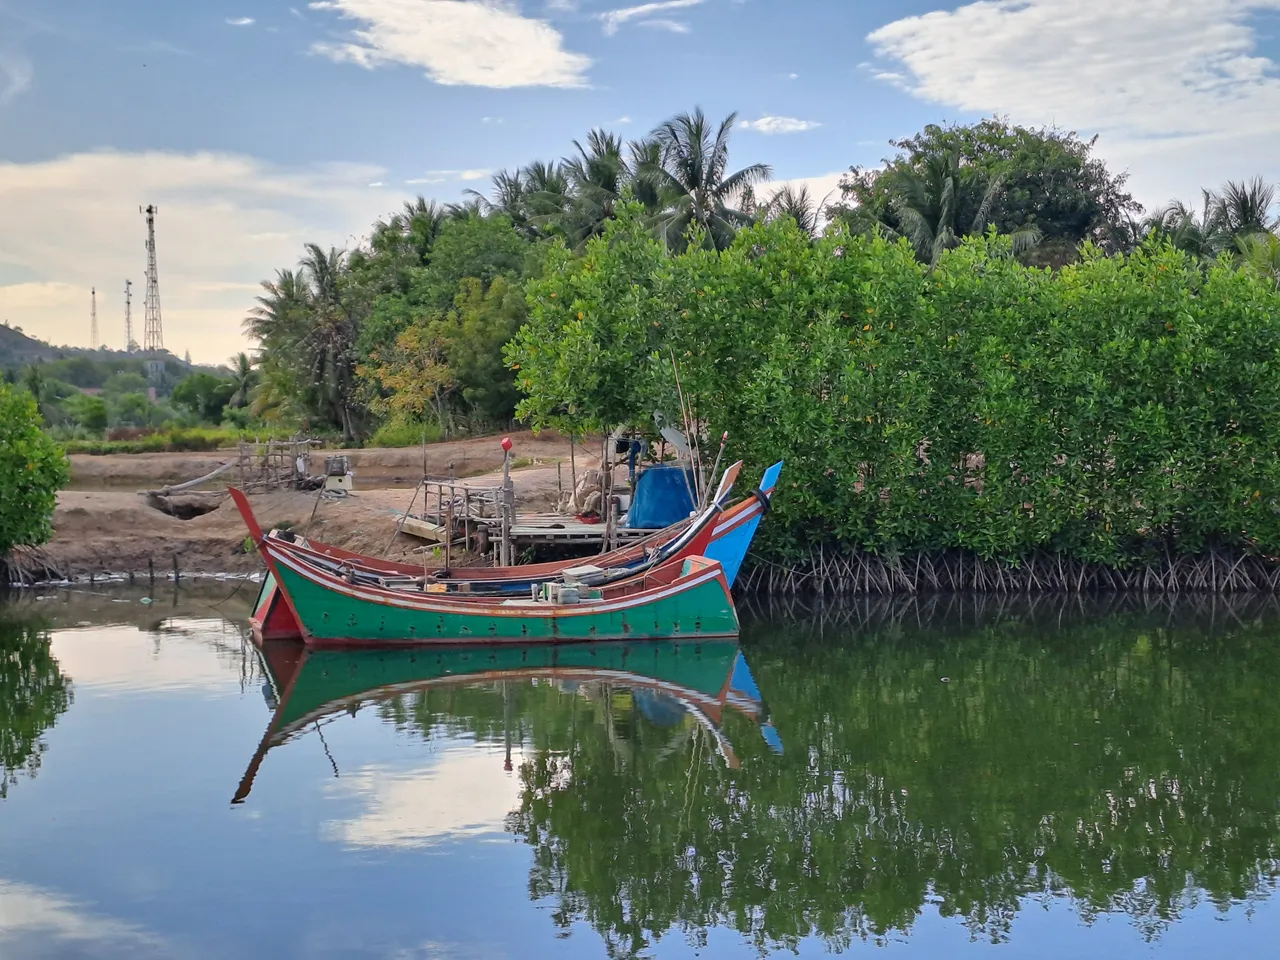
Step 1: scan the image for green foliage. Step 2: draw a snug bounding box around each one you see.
[362,603,1280,951]
[0,615,72,799]
[368,418,446,448]
[172,372,236,423]
[102,372,150,396]
[417,214,534,313]
[0,383,69,555]
[831,118,1141,264]
[449,276,526,424]
[60,426,261,455]
[511,209,1280,566]
[61,393,108,432]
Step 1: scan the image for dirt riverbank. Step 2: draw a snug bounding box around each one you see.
[33,432,601,580]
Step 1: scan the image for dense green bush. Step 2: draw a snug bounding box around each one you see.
[60,426,295,455]
[369,418,447,448]
[0,383,69,556]
[510,207,1280,565]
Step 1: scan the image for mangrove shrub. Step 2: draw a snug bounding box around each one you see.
[0,382,69,558]
[509,206,1280,566]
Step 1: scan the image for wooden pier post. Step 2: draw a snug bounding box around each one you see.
[463,489,472,553]
[500,436,514,566]
[444,498,454,570]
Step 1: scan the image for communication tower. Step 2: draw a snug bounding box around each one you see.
[124,279,134,352]
[90,287,98,349]
[141,204,164,351]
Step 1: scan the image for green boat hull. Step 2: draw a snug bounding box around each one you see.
[268,640,742,734]
[269,549,740,646]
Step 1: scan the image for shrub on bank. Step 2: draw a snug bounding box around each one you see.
[0,382,69,556]
[511,207,1280,567]
[369,418,447,448]
[62,426,308,455]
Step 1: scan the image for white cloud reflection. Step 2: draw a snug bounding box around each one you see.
[323,745,524,849]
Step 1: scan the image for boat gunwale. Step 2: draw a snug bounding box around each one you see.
[266,539,734,621]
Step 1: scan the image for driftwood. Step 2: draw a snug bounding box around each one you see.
[139,459,236,497]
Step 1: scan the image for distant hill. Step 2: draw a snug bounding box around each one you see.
[0,324,226,378]
[0,323,55,366]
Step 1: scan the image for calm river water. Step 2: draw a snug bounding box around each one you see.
[2,585,1278,958]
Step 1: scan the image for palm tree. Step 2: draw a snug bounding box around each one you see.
[645,108,772,251]
[762,185,822,238]
[521,160,572,239]
[393,197,446,263]
[560,129,628,250]
[471,169,531,233]
[297,244,362,442]
[890,151,1039,266]
[1237,231,1280,289]
[1209,177,1278,241]
[626,138,666,218]
[226,352,258,409]
[1139,195,1216,258]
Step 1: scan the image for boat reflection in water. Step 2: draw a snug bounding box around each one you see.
[234,639,781,803]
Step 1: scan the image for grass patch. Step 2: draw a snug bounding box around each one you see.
[369,419,447,448]
[63,427,302,455]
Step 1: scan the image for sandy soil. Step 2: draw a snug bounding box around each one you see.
[39,431,605,579]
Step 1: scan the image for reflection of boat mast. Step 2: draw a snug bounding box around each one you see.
[316,721,339,778]
[503,681,513,772]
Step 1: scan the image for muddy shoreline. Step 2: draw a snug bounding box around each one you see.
[20,431,593,581]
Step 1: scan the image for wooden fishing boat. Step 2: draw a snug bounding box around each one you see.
[258,531,738,645]
[234,637,782,803]
[238,474,746,645]
[241,461,783,643]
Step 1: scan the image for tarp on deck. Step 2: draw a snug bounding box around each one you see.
[623,464,697,530]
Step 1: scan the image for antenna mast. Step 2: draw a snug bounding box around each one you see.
[90,287,98,349]
[141,204,164,352]
[124,279,134,352]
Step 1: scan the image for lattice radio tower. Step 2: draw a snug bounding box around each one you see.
[90,287,98,349]
[141,204,164,352]
[124,279,134,352]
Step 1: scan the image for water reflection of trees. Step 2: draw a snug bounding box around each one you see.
[0,615,72,799]
[378,598,1280,956]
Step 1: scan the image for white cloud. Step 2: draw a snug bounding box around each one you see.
[600,0,704,35]
[0,51,33,104]
[545,0,578,10]
[309,0,591,88]
[48,623,245,693]
[0,880,171,958]
[324,747,523,848]
[615,115,633,124]
[0,150,402,362]
[740,115,821,134]
[226,16,256,26]
[413,168,492,183]
[760,171,845,207]
[639,18,689,32]
[787,72,798,80]
[868,0,1280,208]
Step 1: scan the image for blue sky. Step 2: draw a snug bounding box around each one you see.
[3,0,1280,361]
